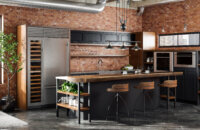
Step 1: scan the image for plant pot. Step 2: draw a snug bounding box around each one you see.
[1,96,15,112]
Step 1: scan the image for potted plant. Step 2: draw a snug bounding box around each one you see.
[0,32,22,112]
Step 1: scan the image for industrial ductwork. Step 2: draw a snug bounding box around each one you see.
[0,0,106,13]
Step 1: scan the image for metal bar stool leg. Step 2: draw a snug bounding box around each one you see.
[167,87,170,109]
[106,94,117,120]
[143,90,146,114]
[118,94,130,117]
[116,93,119,121]
[174,87,176,108]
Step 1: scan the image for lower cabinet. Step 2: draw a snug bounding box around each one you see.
[174,67,198,103]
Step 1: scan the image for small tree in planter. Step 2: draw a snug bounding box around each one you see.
[0,32,22,112]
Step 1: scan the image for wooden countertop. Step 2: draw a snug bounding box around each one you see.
[56,72,183,83]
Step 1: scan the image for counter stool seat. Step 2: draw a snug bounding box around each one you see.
[106,84,129,121]
[134,81,155,114]
[159,80,177,109]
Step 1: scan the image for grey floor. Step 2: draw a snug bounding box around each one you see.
[7,101,200,130]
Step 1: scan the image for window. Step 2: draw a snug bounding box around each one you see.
[159,33,200,47]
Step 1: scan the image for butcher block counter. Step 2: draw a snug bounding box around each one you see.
[56,72,183,83]
[56,72,183,124]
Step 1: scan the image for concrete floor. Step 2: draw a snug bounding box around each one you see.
[6,101,200,130]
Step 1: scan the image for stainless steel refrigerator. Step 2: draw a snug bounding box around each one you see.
[27,27,70,108]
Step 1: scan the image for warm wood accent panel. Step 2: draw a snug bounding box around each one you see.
[17,25,27,110]
[56,72,183,83]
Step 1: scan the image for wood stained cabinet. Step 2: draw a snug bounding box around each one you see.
[129,32,156,68]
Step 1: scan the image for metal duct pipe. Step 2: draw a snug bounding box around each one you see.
[0,0,106,13]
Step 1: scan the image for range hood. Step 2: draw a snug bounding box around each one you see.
[0,0,106,13]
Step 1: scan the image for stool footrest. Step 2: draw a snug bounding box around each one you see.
[160,95,176,100]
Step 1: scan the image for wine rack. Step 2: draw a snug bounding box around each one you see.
[30,40,42,103]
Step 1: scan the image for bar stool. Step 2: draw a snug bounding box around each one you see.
[159,80,177,109]
[134,81,155,113]
[106,83,129,121]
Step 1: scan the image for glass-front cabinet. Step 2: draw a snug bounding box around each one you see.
[159,33,200,47]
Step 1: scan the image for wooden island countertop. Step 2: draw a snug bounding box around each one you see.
[56,72,183,83]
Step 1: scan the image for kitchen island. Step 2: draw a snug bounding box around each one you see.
[56,72,183,124]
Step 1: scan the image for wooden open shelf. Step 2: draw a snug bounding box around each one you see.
[160,95,176,100]
[57,103,89,111]
[57,90,90,97]
[31,87,41,90]
[30,42,41,45]
[71,55,129,58]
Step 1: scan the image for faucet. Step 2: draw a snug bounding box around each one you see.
[97,58,103,73]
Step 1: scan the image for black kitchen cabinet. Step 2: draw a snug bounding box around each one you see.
[71,30,134,44]
[174,67,198,103]
[71,30,83,43]
[184,68,198,102]
[83,31,102,43]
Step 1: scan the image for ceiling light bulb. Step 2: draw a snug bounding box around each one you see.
[162,26,165,33]
[184,24,187,31]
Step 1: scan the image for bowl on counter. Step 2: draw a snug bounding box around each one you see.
[124,66,134,70]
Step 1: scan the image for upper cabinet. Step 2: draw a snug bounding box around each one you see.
[159,33,200,47]
[141,32,156,50]
[71,30,134,44]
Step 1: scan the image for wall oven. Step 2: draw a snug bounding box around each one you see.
[174,51,196,68]
[154,52,174,72]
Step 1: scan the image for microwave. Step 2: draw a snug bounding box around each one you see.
[174,52,196,68]
[154,52,174,72]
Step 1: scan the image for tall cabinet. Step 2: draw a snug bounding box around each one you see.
[17,25,70,110]
[129,32,155,69]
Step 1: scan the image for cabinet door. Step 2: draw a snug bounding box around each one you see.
[184,68,198,102]
[71,31,83,43]
[174,67,185,100]
[121,34,131,41]
[102,32,118,42]
[83,32,102,43]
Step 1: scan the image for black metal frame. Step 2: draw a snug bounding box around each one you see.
[56,78,91,124]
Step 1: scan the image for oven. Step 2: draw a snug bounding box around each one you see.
[154,52,174,72]
[174,51,196,68]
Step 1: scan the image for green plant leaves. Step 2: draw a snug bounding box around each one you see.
[61,81,82,94]
[0,32,22,75]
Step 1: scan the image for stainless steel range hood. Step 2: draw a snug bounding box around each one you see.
[0,0,106,13]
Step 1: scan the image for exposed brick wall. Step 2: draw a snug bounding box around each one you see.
[70,45,129,72]
[142,0,200,51]
[0,5,142,99]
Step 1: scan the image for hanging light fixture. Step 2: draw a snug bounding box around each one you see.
[116,0,130,32]
[131,42,141,51]
[183,1,187,32]
[106,42,113,49]
[120,42,128,50]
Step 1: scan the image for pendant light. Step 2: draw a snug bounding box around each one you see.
[106,42,113,49]
[120,42,128,50]
[131,42,141,51]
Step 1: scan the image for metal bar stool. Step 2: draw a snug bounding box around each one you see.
[134,81,155,113]
[106,83,129,121]
[159,80,177,109]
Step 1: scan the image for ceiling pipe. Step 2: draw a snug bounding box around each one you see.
[0,0,107,13]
